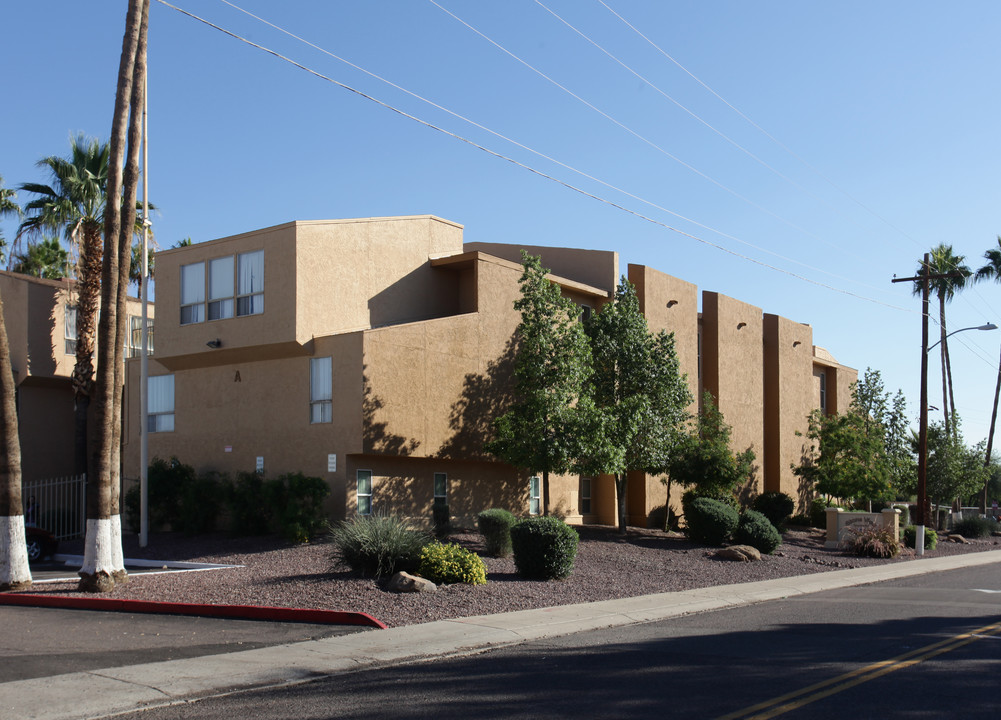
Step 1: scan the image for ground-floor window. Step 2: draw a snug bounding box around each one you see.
[357,469,372,515]
[148,375,175,432]
[580,476,592,515]
[434,472,447,508]
[529,475,541,515]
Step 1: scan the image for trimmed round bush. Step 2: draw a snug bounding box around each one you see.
[903,525,938,550]
[327,515,429,578]
[681,489,737,518]
[684,497,739,546]
[510,516,579,580]
[417,541,487,585]
[752,492,795,530]
[734,509,782,554]
[477,508,518,557]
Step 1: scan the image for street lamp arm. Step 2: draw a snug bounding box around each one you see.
[927,323,998,352]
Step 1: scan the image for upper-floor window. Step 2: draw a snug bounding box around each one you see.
[819,371,828,414]
[64,305,77,355]
[310,356,332,423]
[181,250,264,325]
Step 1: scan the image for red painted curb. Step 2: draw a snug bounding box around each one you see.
[0,593,387,629]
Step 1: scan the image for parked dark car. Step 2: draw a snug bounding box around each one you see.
[25,526,58,563]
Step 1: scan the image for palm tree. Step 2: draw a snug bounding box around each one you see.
[0,175,31,590]
[18,136,110,476]
[974,236,1001,511]
[12,236,69,279]
[0,174,21,264]
[912,244,972,436]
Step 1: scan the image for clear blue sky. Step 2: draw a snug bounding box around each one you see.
[3,1,1001,445]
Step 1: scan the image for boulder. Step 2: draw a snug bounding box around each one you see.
[715,545,761,562]
[386,571,437,593]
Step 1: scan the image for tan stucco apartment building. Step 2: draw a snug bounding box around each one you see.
[121,215,856,528]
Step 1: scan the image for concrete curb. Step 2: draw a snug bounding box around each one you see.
[0,593,387,629]
[3,549,1001,720]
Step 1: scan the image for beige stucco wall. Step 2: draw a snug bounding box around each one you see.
[763,314,815,507]
[701,291,764,502]
[464,241,618,296]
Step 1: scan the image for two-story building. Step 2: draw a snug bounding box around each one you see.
[121,215,856,528]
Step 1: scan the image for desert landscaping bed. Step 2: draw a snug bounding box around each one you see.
[17,526,1000,628]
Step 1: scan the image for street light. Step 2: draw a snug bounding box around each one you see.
[927,323,998,352]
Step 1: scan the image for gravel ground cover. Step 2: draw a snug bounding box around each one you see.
[21,526,1000,628]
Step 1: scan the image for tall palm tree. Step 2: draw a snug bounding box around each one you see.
[12,236,69,279]
[18,136,110,476]
[974,236,1001,511]
[912,244,972,436]
[0,175,31,590]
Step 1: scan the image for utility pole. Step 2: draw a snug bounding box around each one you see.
[892,256,964,538]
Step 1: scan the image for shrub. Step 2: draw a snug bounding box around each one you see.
[809,498,833,529]
[417,541,487,585]
[684,497,739,546]
[952,515,998,539]
[477,508,518,557]
[510,516,579,580]
[433,503,451,539]
[681,488,737,518]
[124,458,225,535]
[175,470,225,535]
[752,492,795,530]
[228,471,272,536]
[787,514,813,527]
[265,472,329,543]
[734,510,782,554]
[841,523,900,558]
[328,514,429,578]
[647,505,680,532]
[903,525,938,550]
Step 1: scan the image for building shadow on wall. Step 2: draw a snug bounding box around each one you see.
[362,370,420,456]
[737,453,759,507]
[436,335,517,462]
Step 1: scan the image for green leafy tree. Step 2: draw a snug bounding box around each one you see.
[794,368,911,506]
[921,419,987,512]
[667,391,754,501]
[487,252,593,515]
[580,278,691,533]
[912,245,972,436]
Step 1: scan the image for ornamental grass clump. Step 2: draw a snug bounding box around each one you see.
[477,508,518,557]
[417,541,487,585]
[510,516,579,580]
[684,497,739,546]
[841,523,900,559]
[952,515,998,539]
[327,514,429,578]
[733,509,782,554]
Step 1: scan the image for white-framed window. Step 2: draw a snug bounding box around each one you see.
[819,371,828,414]
[357,469,372,515]
[237,250,264,317]
[529,475,541,515]
[180,262,205,325]
[180,251,264,325]
[208,255,234,320]
[434,472,447,508]
[127,315,153,358]
[580,476,592,515]
[148,374,174,432]
[64,305,77,355]
[310,356,332,423]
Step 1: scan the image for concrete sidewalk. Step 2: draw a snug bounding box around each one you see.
[3,549,1001,720]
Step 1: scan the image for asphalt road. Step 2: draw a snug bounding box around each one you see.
[0,605,369,684]
[101,563,1001,720]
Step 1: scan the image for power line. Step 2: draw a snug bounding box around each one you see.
[156,0,915,312]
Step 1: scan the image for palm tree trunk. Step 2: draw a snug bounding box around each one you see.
[79,0,144,593]
[981,344,1001,513]
[939,296,950,437]
[0,286,31,591]
[71,221,103,477]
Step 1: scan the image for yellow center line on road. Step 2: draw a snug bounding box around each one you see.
[715,619,1001,720]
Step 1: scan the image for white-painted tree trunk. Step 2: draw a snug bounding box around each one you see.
[79,517,115,581]
[110,514,127,582]
[0,516,32,590]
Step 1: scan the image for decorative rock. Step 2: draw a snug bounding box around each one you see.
[715,545,761,562]
[386,571,437,593]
